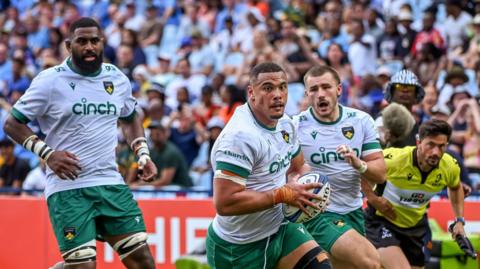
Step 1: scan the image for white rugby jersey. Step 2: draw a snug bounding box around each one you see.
[293,106,381,214]
[12,58,136,198]
[211,104,300,244]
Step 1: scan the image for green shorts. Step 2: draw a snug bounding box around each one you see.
[47,184,146,252]
[206,222,316,269]
[303,208,365,252]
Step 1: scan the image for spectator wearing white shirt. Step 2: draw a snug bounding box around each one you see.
[165,58,207,110]
[22,160,46,196]
[123,1,146,32]
[348,19,377,78]
[443,0,472,53]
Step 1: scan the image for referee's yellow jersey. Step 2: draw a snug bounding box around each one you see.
[375,146,460,228]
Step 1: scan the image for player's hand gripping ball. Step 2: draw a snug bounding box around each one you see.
[283,172,331,223]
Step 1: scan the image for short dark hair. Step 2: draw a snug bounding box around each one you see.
[418,119,452,140]
[69,17,101,36]
[303,65,341,85]
[249,62,285,84]
[0,138,14,148]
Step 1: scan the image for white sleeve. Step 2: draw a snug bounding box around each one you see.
[362,115,382,157]
[119,79,137,119]
[12,71,51,123]
[212,131,256,178]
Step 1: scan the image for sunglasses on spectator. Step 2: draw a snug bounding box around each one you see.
[393,84,416,91]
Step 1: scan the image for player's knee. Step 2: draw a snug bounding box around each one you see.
[113,232,148,260]
[294,247,332,269]
[357,253,381,269]
[62,239,96,266]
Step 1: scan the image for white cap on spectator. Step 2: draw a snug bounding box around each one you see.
[248,7,265,22]
[157,51,171,61]
[398,10,413,21]
[133,65,151,80]
[376,66,391,77]
[449,85,472,101]
[207,117,225,130]
[431,104,451,115]
[473,14,480,25]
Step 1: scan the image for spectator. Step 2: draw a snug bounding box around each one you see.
[446,86,474,154]
[138,4,163,67]
[0,43,13,83]
[409,42,443,86]
[0,138,30,194]
[317,16,349,59]
[123,1,145,32]
[22,159,46,195]
[178,2,211,40]
[437,65,473,110]
[190,116,225,190]
[377,18,402,63]
[193,85,221,127]
[143,120,193,188]
[218,84,245,124]
[151,52,175,87]
[275,19,322,77]
[121,28,147,66]
[24,15,50,56]
[396,9,417,58]
[443,0,472,53]
[167,107,204,168]
[348,19,377,78]
[115,44,136,80]
[165,58,207,110]
[188,31,215,76]
[411,10,444,58]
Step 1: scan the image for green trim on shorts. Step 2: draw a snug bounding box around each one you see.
[216,161,250,178]
[303,208,365,252]
[47,184,146,252]
[206,222,316,269]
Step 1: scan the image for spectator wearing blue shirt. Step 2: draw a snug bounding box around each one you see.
[24,15,50,55]
[0,43,12,83]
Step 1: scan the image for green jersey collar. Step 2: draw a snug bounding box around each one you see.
[247,103,276,131]
[309,105,343,125]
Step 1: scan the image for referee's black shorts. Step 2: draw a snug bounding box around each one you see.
[364,206,426,267]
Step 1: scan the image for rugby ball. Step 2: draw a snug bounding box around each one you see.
[282,172,330,223]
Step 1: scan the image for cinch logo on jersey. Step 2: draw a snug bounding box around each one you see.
[399,192,427,204]
[309,147,360,164]
[72,98,117,115]
[222,150,249,161]
[269,152,293,173]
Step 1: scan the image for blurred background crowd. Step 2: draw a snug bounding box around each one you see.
[0,0,479,196]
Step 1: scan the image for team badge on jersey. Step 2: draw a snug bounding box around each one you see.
[341,126,354,140]
[281,130,290,143]
[103,81,114,95]
[64,227,76,240]
[333,219,345,227]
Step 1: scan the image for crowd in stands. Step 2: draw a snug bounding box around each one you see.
[0,0,479,196]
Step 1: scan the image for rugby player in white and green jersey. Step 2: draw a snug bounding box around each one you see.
[4,18,156,268]
[206,62,331,269]
[294,65,386,269]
